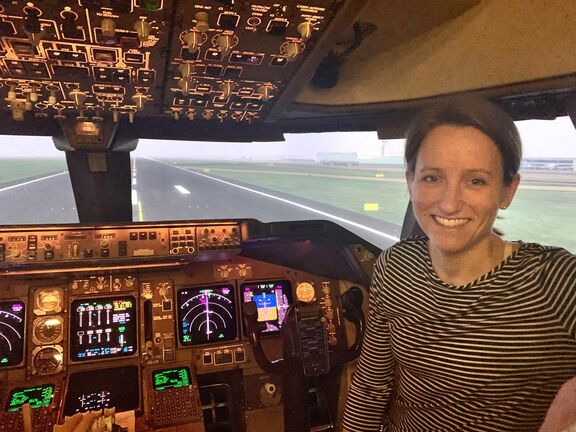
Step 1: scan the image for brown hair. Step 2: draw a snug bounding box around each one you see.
[405,96,522,185]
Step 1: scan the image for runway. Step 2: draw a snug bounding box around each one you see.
[0,158,401,249]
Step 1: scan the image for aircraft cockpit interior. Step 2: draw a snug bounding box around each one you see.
[1,0,576,431]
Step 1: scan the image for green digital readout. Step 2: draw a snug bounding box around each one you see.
[7,384,55,412]
[153,367,191,391]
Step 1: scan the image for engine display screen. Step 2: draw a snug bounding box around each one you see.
[241,281,291,333]
[70,296,137,361]
[0,301,25,367]
[63,366,139,416]
[7,385,55,412]
[177,285,237,346]
[153,367,191,391]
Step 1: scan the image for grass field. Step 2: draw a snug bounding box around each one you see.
[0,159,67,184]
[177,161,576,253]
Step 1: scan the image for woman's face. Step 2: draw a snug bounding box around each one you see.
[406,125,520,257]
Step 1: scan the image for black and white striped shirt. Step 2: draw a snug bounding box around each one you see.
[343,238,576,432]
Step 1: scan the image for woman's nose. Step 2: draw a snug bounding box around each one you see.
[438,182,463,214]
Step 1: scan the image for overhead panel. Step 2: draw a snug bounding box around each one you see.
[0,0,364,128]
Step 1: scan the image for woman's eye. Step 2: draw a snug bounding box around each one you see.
[470,178,487,186]
[423,175,438,183]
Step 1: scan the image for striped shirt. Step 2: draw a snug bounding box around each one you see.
[343,238,576,432]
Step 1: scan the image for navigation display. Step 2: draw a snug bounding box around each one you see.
[153,367,191,391]
[177,285,237,346]
[7,385,54,412]
[0,300,25,367]
[241,281,292,333]
[70,296,137,361]
[63,366,139,416]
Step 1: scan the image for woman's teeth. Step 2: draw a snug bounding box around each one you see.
[434,216,469,227]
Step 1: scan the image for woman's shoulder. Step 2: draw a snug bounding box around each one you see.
[514,242,576,275]
[375,236,428,266]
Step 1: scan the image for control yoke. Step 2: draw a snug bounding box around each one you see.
[243,287,365,432]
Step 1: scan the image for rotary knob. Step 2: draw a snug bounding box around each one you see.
[257,84,273,102]
[134,18,152,42]
[220,81,234,99]
[297,21,313,40]
[101,17,116,38]
[183,30,202,54]
[216,34,234,56]
[132,94,149,110]
[69,89,87,108]
[178,63,196,79]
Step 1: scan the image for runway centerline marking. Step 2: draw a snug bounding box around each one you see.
[143,157,399,242]
[0,172,68,193]
[174,185,191,194]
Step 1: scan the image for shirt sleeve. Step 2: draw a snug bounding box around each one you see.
[342,248,396,432]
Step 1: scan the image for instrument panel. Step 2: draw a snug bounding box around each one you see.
[0,220,368,431]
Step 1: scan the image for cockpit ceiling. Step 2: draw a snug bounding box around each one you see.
[0,0,575,139]
[295,0,576,108]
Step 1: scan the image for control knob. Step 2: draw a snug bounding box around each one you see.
[132,93,149,110]
[101,17,116,37]
[216,34,234,56]
[297,21,313,40]
[183,30,202,54]
[134,18,152,42]
[194,12,210,33]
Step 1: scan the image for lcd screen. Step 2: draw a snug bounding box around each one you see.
[7,384,55,412]
[177,285,237,346]
[63,365,139,415]
[241,280,291,334]
[153,367,191,391]
[70,296,137,361]
[0,300,25,367]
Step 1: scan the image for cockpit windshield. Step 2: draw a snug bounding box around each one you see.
[1,119,575,252]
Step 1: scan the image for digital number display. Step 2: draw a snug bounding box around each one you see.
[63,365,139,416]
[7,385,54,412]
[153,367,191,391]
[70,296,137,361]
[177,285,237,346]
[0,301,25,367]
[241,281,292,334]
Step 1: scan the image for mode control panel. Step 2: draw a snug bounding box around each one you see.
[0,221,242,268]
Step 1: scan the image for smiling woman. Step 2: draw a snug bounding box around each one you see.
[343,97,576,432]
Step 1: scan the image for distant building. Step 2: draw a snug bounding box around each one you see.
[521,158,576,171]
[316,152,358,165]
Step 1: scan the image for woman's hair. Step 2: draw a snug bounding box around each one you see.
[405,96,523,185]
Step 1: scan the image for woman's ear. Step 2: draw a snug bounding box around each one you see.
[405,170,414,199]
[500,173,521,209]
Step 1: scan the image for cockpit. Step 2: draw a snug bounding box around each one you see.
[1,0,575,431]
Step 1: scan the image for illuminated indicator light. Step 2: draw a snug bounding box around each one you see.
[363,203,379,211]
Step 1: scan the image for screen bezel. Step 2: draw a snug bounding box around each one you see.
[177,284,238,347]
[0,299,26,369]
[69,295,138,363]
[240,280,292,335]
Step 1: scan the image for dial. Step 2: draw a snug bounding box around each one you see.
[34,289,63,314]
[177,285,236,345]
[32,346,63,375]
[33,316,64,345]
[296,282,315,303]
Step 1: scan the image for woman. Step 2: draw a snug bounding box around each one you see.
[342,97,576,432]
